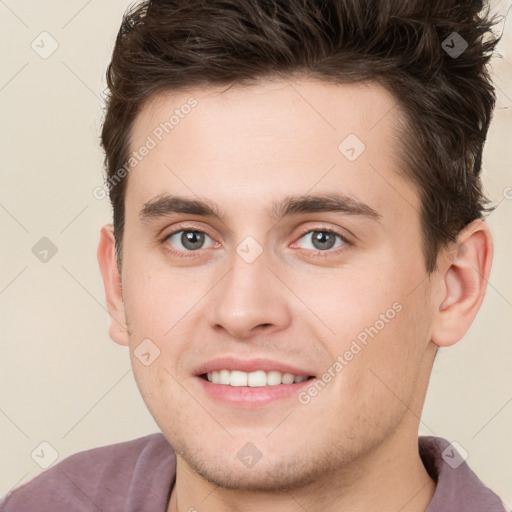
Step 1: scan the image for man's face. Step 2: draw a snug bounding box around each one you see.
[118,79,438,489]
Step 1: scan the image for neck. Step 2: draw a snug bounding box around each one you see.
[167,426,436,512]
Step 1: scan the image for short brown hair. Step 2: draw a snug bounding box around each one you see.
[100,0,500,272]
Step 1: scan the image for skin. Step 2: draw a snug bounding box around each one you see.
[97,78,493,512]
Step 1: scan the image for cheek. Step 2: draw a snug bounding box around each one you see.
[122,265,203,394]
[293,260,405,344]
[122,263,193,339]
[336,292,432,421]
[305,256,431,396]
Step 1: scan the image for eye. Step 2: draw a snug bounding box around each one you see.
[295,229,348,253]
[161,226,350,258]
[164,229,215,252]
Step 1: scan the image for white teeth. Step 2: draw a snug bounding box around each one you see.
[229,370,248,386]
[281,373,295,384]
[247,370,267,387]
[219,369,230,385]
[267,371,282,386]
[205,369,310,386]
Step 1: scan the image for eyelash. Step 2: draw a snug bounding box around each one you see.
[161,225,351,259]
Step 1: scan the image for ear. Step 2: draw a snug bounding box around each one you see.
[431,219,493,347]
[97,224,129,346]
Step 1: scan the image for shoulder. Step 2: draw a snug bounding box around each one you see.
[419,436,508,512]
[1,433,176,511]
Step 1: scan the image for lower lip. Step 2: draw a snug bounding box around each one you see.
[194,376,315,408]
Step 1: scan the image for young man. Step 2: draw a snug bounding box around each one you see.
[1,0,508,510]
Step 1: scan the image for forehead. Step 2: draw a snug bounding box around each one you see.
[131,78,398,154]
[125,78,418,223]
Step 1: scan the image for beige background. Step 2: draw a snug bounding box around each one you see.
[1,0,511,504]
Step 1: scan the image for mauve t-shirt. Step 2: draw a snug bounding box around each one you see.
[0,434,507,511]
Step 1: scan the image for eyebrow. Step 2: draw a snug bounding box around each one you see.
[139,192,382,224]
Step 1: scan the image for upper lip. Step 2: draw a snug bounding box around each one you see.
[195,357,315,377]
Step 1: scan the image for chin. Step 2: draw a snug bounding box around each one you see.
[178,443,347,493]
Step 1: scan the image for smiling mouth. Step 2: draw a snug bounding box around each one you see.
[200,370,315,387]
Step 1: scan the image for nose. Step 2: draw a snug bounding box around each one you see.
[207,248,293,340]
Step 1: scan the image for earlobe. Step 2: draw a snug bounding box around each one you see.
[97,224,130,346]
[431,220,493,347]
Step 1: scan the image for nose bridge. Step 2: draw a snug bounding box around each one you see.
[208,243,292,338]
